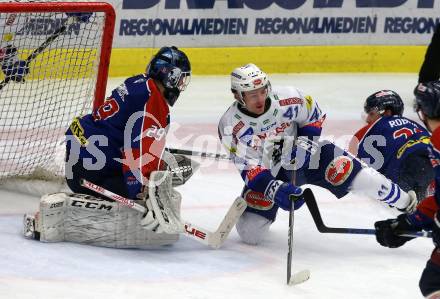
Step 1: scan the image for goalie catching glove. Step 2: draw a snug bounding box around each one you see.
[162,150,200,186]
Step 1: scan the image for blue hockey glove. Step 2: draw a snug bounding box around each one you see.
[265,180,304,211]
[2,59,29,82]
[434,212,440,248]
[65,12,93,23]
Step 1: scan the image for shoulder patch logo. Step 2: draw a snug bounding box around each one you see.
[325,156,353,186]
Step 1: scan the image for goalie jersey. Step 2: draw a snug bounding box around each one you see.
[218,86,325,194]
[66,74,169,198]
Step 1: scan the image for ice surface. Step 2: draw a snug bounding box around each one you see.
[0,74,433,299]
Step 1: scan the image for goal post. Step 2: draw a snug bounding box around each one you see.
[0,1,115,185]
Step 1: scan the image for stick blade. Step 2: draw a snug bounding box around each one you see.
[209,196,247,249]
[288,269,311,285]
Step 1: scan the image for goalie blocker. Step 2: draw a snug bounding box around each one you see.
[23,171,182,248]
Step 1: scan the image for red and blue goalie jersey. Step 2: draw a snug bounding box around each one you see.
[66,74,169,198]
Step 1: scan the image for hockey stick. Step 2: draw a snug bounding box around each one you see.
[166,136,317,162]
[303,188,432,238]
[166,147,232,161]
[166,135,318,162]
[287,171,310,285]
[80,179,247,249]
[0,15,78,91]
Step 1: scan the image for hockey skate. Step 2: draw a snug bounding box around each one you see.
[23,213,39,240]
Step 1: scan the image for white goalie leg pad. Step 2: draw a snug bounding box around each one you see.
[38,193,67,242]
[350,167,416,212]
[37,193,178,248]
[146,171,184,234]
[236,212,272,245]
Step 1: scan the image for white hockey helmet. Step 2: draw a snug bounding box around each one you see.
[231,63,270,105]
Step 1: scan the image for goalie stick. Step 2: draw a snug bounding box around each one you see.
[80,179,247,249]
[303,188,432,238]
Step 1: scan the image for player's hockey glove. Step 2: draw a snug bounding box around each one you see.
[2,59,29,82]
[0,45,17,64]
[265,180,304,211]
[374,214,420,248]
[433,212,440,248]
[65,12,93,23]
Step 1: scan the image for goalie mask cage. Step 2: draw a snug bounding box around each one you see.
[0,2,115,181]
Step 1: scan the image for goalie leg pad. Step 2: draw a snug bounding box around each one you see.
[236,211,272,245]
[38,193,67,242]
[34,193,178,248]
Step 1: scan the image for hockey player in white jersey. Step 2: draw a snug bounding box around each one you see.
[218,63,417,245]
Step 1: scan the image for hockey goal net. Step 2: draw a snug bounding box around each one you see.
[0,1,115,188]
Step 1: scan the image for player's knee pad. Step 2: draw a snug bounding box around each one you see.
[236,211,272,245]
[35,192,179,248]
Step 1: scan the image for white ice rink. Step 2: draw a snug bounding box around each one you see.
[0,73,435,299]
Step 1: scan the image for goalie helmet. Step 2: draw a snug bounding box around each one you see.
[414,81,440,119]
[364,90,404,116]
[231,63,270,105]
[147,46,191,106]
